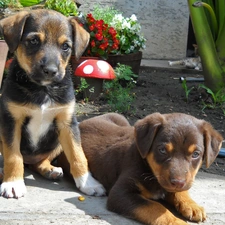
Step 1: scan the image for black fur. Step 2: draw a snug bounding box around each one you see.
[0,59,76,154]
[1,59,75,105]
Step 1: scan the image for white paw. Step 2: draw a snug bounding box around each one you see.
[45,167,63,180]
[74,172,106,196]
[0,180,27,198]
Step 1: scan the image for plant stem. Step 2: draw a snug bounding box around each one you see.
[188,0,225,92]
[192,1,218,38]
[215,0,225,38]
[215,0,225,61]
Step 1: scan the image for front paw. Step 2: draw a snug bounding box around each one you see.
[44,167,63,180]
[0,180,27,198]
[176,200,206,222]
[74,172,106,196]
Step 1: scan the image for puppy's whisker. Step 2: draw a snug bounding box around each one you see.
[146,176,157,181]
[141,173,157,181]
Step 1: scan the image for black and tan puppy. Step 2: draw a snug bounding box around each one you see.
[0,9,105,198]
[59,112,223,225]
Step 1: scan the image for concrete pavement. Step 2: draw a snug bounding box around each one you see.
[0,154,225,225]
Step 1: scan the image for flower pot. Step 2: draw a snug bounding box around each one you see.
[106,51,142,75]
[0,40,9,88]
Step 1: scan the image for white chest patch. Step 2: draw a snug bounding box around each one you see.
[27,102,55,146]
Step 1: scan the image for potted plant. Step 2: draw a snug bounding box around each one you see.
[77,5,146,74]
[70,11,120,73]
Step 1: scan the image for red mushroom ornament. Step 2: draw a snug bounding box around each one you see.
[74,60,115,100]
[75,59,115,80]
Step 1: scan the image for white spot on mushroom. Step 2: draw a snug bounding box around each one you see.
[97,61,110,73]
[83,65,94,74]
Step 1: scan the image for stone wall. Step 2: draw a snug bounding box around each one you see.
[79,0,190,60]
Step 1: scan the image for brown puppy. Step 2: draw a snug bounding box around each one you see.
[59,112,223,225]
[0,9,105,198]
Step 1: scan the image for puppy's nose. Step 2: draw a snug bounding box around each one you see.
[170,178,185,189]
[42,64,58,77]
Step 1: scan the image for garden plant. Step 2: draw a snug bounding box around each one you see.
[103,63,137,113]
[80,5,146,58]
[188,0,225,92]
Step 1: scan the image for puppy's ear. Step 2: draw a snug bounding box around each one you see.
[134,113,164,158]
[203,122,223,168]
[69,18,90,61]
[0,11,30,52]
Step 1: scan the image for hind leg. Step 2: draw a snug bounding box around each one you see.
[101,113,130,127]
[29,145,63,180]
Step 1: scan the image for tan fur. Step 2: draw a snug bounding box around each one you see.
[16,45,33,74]
[165,142,174,153]
[165,191,206,222]
[1,119,24,182]
[188,144,197,154]
[59,135,88,178]
[134,203,187,225]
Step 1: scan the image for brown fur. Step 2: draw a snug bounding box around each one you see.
[0,9,96,198]
[58,112,223,225]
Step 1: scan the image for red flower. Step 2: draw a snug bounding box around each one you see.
[102,24,108,31]
[82,13,120,59]
[103,37,108,42]
[102,39,109,48]
[113,38,120,45]
[108,27,117,36]
[87,13,95,23]
[87,13,95,21]
[95,20,104,30]
[89,24,95,31]
[111,43,119,50]
[87,13,93,18]
[91,40,96,47]
[95,32,103,41]
[99,44,106,50]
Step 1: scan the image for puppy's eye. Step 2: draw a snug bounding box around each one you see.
[62,43,70,51]
[159,148,167,155]
[30,37,39,45]
[192,151,200,159]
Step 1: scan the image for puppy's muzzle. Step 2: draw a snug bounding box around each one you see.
[32,57,64,85]
[170,178,186,189]
[41,62,59,78]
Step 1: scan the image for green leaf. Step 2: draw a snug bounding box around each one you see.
[199,84,216,102]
